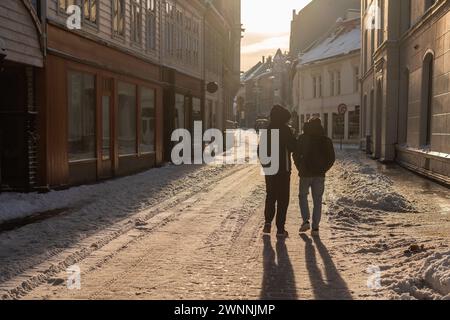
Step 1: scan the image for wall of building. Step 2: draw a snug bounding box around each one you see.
[296,53,361,142]
[361,0,449,185]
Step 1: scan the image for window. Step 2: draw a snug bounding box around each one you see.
[146,0,157,50]
[113,0,125,36]
[349,106,360,140]
[68,71,96,161]
[330,72,335,96]
[318,76,322,97]
[332,113,345,140]
[175,94,185,129]
[140,87,156,153]
[192,98,202,123]
[336,71,341,95]
[131,0,143,44]
[83,0,97,24]
[420,53,434,146]
[59,0,77,11]
[59,0,98,25]
[118,82,137,155]
[354,67,360,93]
[312,75,322,98]
[313,76,317,98]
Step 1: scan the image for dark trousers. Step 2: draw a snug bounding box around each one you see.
[264,173,291,232]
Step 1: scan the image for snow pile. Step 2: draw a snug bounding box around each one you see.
[422,251,450,297]
[389,251,450,300]
[328,154,416,221]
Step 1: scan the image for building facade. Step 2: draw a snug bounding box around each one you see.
[240,49,291,128]
[361,0,450,185]
[0,0,241,191]
[0,0,44,190]
[289,0,361,59]
[293,15,361,143]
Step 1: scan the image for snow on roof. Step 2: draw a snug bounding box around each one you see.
[241,62,262,82]
[299,18,361,65]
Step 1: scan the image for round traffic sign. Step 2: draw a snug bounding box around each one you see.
[338,104,348,115]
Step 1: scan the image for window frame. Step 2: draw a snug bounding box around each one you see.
[112,0,126,38]
[139,85,157,155]
[58,0,100,29]
[67,69,98,163]
[130,0,143,45]
[145,0,158,51]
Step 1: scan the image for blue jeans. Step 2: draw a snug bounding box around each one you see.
[299,177,325,230]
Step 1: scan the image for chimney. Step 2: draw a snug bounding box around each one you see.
[292,9,296,19]
[262,56,265,63]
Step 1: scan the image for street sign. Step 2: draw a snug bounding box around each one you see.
[338,103,348,115]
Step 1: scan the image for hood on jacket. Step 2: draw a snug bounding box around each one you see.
[305,118,325,136]
[269,105,291,128]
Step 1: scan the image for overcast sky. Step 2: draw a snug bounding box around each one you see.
[241,0,312,72]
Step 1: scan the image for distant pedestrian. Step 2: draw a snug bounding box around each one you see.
[294,118,335,236]
[260,105,296,238]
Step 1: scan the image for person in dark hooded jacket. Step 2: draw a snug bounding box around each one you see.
[259,105,296,238]
[294,118,335,236]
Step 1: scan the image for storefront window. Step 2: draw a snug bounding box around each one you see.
[118,82,137,155]
[68,71,96,162]
[140,87,156,153]
[192,97,202,123]
[175,94,185,129]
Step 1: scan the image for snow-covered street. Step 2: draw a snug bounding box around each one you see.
[0,148,449,300]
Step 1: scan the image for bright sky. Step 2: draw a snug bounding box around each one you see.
[241,0,312,72]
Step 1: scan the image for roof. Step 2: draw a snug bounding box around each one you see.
[241,49,289,82]
[299,18,361,65]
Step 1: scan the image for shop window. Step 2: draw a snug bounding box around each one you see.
[175,94,185,129]
[349,106,360,140]
[118,82,137,155]
[332,113,345,140]
[192,97,202,123]
[68,71,96,161]
[140,87,156,153]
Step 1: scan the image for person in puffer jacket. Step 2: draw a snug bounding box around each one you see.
[294,118,335,236]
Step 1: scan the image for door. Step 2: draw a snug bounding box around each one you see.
[98,78,114,179]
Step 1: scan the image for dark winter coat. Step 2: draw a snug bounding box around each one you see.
[258,105,296,175]
[294,120,335,178]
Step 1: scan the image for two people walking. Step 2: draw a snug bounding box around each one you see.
[260,105,335,238]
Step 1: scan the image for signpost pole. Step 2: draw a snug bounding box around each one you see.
[337,104,348,152]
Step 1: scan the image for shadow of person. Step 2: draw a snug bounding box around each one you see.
[300,234,353,300]
[260,236,298,300]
